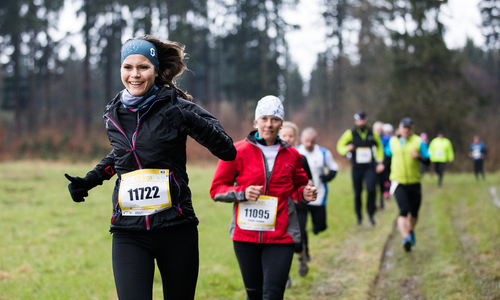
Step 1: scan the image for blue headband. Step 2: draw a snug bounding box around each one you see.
[121,40,160,71]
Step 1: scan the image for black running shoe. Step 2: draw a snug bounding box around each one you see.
[403,238,412,252]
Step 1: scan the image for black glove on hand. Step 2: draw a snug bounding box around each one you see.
[319,170,337,183]
[319,174,327,183]
[65,173,92,202]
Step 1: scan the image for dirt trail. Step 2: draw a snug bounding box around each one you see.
[368,218,426,300]
[367,185,500,300]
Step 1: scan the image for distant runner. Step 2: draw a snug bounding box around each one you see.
[469,135,487,181]
[296,127,338,262]
[280,122,313,280]
[384,118,430,252]
[429,132,454,187]
[337,110,384,225]
[378,123,394,208]
[419,132,430,176]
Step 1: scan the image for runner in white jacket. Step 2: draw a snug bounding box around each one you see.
[296,127,338,260]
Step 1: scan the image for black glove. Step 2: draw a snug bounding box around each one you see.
[65,173,92,202]
[319,170,337,183]
[319,174,327,183]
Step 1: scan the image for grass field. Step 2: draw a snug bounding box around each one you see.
[0,161,499,300]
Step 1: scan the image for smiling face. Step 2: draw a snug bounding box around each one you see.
[121,54,157,96]
[255,116,283,146]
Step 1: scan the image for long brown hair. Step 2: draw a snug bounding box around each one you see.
[123,35,192,100]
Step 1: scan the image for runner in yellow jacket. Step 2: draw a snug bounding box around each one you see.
[428,132,454,187]
[384,118,430,252]
[337,110,384,226]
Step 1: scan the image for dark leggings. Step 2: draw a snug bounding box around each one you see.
[474,159,485,180]
[294,202,308,254]
[394,183,422,217]
[294,203,327,255]
[376,169,390,208]
[233,241,294,300]
[434,162,446,186]
[112,223,199,300]
[352,167,377,219]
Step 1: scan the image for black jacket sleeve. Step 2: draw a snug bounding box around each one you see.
[86,151,116,188]
[319,170,337,183]
[419,156,430,166]
[176,99,237,161]
[301,155,313,180]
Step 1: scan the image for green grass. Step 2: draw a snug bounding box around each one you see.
[370,173,500,300]
[0,162,499,299]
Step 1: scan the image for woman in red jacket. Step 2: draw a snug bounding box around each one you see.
[210,95,317,300]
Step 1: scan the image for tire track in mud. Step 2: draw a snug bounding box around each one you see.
[369,185,500,300]
[368,219,396,299]
[449,186,500,299]
[490,186,500,208]
[368,219,425,300]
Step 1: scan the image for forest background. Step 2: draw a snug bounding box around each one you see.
[0,0,499,171]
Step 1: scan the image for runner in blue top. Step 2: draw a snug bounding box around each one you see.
[469,135,487,181]
[381,124,394,203]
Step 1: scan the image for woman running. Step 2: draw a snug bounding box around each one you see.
[210,96,317,299]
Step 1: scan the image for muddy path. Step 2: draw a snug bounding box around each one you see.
[367,184,500,300]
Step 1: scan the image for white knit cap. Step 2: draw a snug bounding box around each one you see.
[255,95,284,121]
[382,123,393,133]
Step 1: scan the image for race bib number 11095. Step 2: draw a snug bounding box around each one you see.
[237,195,278,231]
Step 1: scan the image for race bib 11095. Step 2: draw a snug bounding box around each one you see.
[237,195,278,231]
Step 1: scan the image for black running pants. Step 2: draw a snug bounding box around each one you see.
[474,159,485,180]
[233,241,294,300]
[434,162,446,186]
[352,167,377,220]
[112,223,199,300]
[394,183,422,217]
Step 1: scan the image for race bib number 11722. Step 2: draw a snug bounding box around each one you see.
[118,169,172,216]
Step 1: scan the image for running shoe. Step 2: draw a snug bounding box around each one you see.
[298,255,309,277]
[402,237,412,252]
[369,216,376,226]
[305,252,311,262]
[409,231,416,246]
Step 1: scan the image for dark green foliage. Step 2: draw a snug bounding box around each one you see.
[381,1,476,151]
[0,0,498,167]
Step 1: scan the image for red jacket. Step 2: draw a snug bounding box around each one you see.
[210,131,308,244]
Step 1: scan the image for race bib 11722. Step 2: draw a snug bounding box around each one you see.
[118,169,172,216]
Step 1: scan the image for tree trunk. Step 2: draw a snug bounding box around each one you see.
[83,1,92,135]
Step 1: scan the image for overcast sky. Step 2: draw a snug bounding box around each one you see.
[54,0,485,81]
[283,0,485,80]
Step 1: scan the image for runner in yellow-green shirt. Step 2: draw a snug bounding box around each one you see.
[384,118,430,252]
[428,132,454,187]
